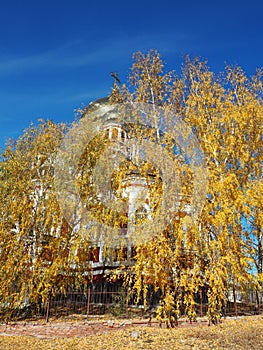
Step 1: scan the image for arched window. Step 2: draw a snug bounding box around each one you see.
[121,130,126,141]
[135,206,148,224]
[111,127,118,140]
[105,128,110,139]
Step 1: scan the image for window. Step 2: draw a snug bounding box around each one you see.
[111,128,118,140]
[88,247,100,263]
[113,248,127,262]
[77,246,100,263]
[121,130,126,141]
[135,206,148,224]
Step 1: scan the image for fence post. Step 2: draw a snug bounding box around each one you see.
[199,289,203,318]
[256,288,261,314]
[233,284,238,317]
[126,288,129,318]
[87,286,91,317]
[45,290,52,323]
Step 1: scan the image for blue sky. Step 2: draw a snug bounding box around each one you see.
[0,0,262,149]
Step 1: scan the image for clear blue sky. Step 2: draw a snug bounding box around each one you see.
[0,0,262,149]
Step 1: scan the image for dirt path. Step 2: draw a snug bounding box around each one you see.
[0,318,207,339]
[0,320,132,339]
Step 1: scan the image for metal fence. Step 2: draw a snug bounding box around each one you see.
[5,286,262,321]
[42,284,132,320]
[41,287,262,321]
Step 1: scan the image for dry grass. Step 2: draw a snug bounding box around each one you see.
[0,316,262,349]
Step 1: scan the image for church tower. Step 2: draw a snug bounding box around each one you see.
[80,97,157,276]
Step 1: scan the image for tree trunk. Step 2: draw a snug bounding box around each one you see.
[199,289,203,318]
[45,291,52,323]
[255,288,260,314]
[233,283,238,317]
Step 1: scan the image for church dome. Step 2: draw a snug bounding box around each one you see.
[82,97,119,123]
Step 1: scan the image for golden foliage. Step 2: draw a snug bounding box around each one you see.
[0,50,262,324]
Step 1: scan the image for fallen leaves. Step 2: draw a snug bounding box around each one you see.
[0,315,263,349]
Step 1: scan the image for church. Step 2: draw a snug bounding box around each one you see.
[66,95,192,284]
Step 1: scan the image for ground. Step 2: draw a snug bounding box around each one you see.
[0,315,262,349]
